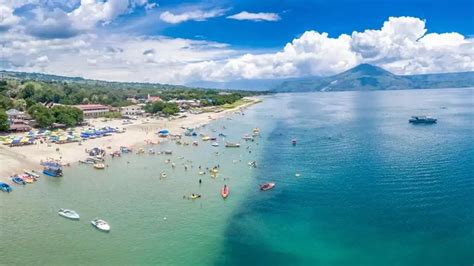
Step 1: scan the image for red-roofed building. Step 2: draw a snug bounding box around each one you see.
[73,104,110,118]
[147,94,162,103]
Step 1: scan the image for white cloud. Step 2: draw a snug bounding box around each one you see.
[159,8,226,24]
[227,11,280,22]
[0,4,21,29]
[1,14,472,84]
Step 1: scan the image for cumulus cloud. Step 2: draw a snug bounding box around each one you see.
[160,8,226,24]
[1,14,472,84]
[227,11,280,22]
[175,16,474,82]
[0,4,21,30]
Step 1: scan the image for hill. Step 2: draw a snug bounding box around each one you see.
[273,64,474,92]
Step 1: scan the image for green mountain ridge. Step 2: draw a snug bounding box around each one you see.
[273,64,474,92]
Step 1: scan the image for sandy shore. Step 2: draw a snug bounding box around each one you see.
[0,98,260,181]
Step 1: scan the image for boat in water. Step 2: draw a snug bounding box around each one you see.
[94,163,105,169]
[160,171,167,178]
[0,182,12,193]
[221,185,229,199]
[11,176,26,185]
[21,175,35,183]
[291,138,297,145]
[190,194,201,200]
[91,218,110,232]
[260,182,275,191]
[58,209,80,220]
[43,166,63,177]
[225,142,240,148]
[211,142,219,147]
[409,116,437,124]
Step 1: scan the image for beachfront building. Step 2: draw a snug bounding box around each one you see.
[6,108,26,120]
[74,104,110,118]
[168,99,201,110]
[146,94,162,103]
[9,119,32,132]
[120,105,145,116]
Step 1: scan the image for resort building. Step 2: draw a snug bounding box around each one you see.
[120,105,145,116]
[74,104,110,118]
[168,99,201,109]
[146,94,162,103]
[6,108,27,120]
[9,119,32,132]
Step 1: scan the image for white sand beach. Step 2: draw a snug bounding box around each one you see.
[0,98,260,181]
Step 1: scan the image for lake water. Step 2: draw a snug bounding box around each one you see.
[1,88,473,265]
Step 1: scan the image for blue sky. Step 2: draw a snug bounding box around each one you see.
[1,0,473,84]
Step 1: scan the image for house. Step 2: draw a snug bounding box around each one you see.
[126,97,138,104]
[146,94,162,103]
[6,109,26,120]
[73,104,110,118]
[9,119,32,132]
[168,99,201,109]
[120,105,145,116]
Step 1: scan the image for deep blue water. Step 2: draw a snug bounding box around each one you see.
[218,89,474,265]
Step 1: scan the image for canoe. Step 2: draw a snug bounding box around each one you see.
[221,185,229,199]
[91,219,110,232]
[58,209,80,220]
[260,182,275,191]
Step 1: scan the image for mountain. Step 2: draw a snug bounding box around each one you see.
[273,64,474,92]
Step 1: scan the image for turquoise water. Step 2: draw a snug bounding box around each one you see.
[1,89,473,265]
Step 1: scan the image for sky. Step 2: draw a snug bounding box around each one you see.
[0,0,473,84]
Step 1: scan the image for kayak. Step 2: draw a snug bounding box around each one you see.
[221,185,229,199]
[260,182,275,191]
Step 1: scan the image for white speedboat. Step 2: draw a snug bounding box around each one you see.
[211,142,219,147]
[91,218,111,232]
[58,209,80,220]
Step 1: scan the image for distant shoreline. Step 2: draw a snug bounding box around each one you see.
[0,97,261,181]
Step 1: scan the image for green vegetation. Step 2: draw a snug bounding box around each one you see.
[0,109,9,131]
[103,111,123,119]
[27,104,83,128]
[145,101,180,115]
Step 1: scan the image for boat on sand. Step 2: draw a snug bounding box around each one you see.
[11,176,26,185]
[0,182,12,193]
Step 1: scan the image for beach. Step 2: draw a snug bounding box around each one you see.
[0,97,260,181]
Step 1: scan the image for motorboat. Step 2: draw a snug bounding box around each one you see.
[242,135,254,141]
[58,209,80,220]
[164,150,173,155]
[409,116,437,124]
[0,182,12,193]
[11,176,26,185]
[211,142,219,147]
[292,138,297,145]
[91,218,110,232]
[248,161,257,168]
[160,172,167,178]
[260,182,275,191]
[221,185,229,199]
[43,167,63,177]
[192,141,198,146]
[225,142,240,148]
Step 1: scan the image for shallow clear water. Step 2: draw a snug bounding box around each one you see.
[1,89,473,265]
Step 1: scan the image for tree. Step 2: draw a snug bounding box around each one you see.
[0,109,9,131]
[51,106,83,127]
[28,104,54,128]
[19,83,35,99]
[12,99,27,111]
